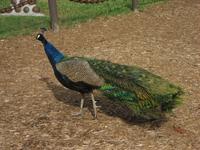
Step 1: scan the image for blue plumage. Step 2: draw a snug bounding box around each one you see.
[37,33,96,94]
[44,43,65,64]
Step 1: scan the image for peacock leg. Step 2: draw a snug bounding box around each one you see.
[80,96,84,116]
[91,93,98,118]
[72,93,85,117]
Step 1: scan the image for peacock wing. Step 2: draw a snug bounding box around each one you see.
[56,58,104,87]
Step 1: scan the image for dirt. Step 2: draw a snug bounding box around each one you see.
[0,0,200,149]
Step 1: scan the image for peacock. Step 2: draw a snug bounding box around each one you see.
[36,31,183,120]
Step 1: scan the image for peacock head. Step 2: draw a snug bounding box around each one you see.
[36,27,48,44]
[36,33,44,41]
[36,33,47,45]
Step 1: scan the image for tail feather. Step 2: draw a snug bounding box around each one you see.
[111,77,153,101]
[99,83,159,115]
[86,58,160,114]
[61,57,183,119]
[87,59,153,100]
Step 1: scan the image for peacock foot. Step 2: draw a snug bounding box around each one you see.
[71,111,83,117]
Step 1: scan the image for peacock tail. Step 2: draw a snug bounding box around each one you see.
[61,56,183,119]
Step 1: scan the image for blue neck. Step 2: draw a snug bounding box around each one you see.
[44,42,64,65]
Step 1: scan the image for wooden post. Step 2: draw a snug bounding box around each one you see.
[48,0,59,32]
[132,0,139,12]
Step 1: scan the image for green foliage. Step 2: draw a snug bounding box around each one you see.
[0,0,10,9]
[139,0,166,10]
[0,16,49,38]
[0,0,165,38]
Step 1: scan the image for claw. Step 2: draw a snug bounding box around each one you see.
[71,111,83,117]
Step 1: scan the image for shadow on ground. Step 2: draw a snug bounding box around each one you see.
[40,77,166,128]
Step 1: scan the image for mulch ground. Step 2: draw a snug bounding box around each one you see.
[0,0,200,149]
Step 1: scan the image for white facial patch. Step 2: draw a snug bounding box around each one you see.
[37,34,41,39]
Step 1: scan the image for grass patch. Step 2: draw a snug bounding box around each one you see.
[0,0,10,9]
[0,0,165,38]
[0,16,49,37]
